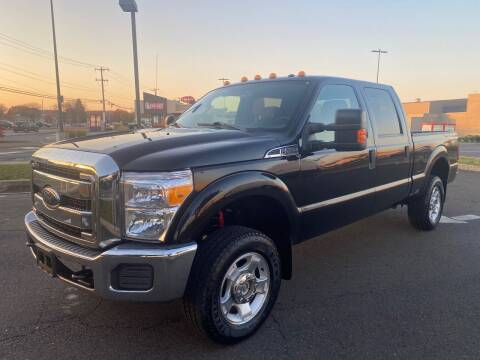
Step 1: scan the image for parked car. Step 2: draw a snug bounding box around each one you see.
[13,121,39,133]
[25,74,458,343]
[0,119,14,129]
[36,120,52,128]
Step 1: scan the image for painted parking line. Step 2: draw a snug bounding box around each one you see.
[440,214,480,224]
[451,215,480,221]
[440,216,466,224]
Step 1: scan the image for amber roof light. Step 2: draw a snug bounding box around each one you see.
[254,74,262,80]
[297,70,306,77]
[241,76,248,82]
[268,73,277,79]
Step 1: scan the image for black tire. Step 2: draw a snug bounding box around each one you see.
[183,226,281,344]
[408,175,445,230]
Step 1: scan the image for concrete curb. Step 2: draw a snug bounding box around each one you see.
[0,179,31,193]
[459,164,480,172]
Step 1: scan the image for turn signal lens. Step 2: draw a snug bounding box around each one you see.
[356,129,367,144]
[297,70,306,77]
[241,76,248,82]
[166,184,194,206]
[268,73,277,79]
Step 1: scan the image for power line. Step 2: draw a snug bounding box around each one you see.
[0,63,98,93]
[0,32,98,68]
[0,61,96,91]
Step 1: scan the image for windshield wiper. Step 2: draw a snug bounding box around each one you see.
[197,121,243,131]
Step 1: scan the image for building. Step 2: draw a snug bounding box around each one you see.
[403,93,480,135]
[140,93,191,127]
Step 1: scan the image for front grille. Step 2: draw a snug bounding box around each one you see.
[31,148,119,249]
[35,162,82,181]
[37,212,83,238]
[33,184,92,211]
[60,195,91,211]
[27,220,101,259]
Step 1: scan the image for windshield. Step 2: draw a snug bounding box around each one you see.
[176,80,309,132]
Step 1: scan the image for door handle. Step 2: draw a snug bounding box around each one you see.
[369,149,376,170]
[404,145,410,159]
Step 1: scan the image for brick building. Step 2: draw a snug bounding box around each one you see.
[403,93,480,135]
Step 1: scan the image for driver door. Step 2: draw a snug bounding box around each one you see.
[299,83,377,240]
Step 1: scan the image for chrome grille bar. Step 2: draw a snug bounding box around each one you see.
[31,147,121,249]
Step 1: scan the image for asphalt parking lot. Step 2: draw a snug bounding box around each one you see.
[0,130,57,162]
[460,143,480,158]
[1,170,479,359]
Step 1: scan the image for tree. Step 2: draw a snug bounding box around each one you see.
[7,105,40,121]
[111,109,134,125]
[0,104,6,118]
[64,99,87,126]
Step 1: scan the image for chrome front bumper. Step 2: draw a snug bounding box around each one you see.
[25,211,197,302]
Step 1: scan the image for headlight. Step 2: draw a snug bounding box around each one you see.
[121,170,193,241]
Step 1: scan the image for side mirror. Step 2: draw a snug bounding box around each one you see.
[165,115,176,126]
[307,109,367,152]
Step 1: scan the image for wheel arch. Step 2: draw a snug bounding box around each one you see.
[425,146,450,191]
[171,171,300,279]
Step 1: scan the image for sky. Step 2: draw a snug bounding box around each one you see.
[0,0,479,111]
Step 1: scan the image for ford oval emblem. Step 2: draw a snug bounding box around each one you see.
[41,187,61,209]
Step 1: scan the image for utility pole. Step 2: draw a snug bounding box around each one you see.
[151,53,160,96]
[218,77,230,85]
[49,0,63,137]
[371,49,388,83]
[95,67,109,131]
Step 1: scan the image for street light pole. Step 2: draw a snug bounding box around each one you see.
[130,11,141,127]
[371,48,388,83]
[119,0,141,128]
[49,0,63,135]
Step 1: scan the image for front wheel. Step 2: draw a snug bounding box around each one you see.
[408,175,445,230]
[183,226,281,344]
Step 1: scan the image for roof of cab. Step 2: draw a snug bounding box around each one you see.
[222,75,391,90]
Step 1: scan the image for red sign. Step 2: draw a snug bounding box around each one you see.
[180,96,195,105]
[145,102,164,110]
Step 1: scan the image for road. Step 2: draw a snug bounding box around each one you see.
[1,171,480,359]
[0,130,57,162]
[460,142,480,158]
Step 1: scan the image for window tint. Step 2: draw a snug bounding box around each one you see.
[364,88,401,135]
[309,84,360,142]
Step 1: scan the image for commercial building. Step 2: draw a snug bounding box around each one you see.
[403,93,480,135]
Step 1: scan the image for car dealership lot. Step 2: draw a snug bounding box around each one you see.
[1,170,479,359]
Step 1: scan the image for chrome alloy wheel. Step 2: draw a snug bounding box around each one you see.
[429,185,442,224]
[219,252,270,325]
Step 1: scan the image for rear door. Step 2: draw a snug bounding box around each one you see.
[362,86,411,210]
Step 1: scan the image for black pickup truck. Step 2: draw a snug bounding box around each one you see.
[25,75,458,343]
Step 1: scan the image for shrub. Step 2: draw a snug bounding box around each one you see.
[64,128,88,139]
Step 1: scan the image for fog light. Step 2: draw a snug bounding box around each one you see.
[111,264,153,291]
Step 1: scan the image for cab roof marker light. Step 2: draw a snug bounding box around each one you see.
[223,80,230,86]
[254,74,262,80]
[298,70,306,77]
[268,73,277,79]
[241,76,248,82]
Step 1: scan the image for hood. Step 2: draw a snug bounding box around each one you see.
[49,128,280,171]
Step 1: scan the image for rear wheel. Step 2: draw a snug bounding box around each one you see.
[408,175,445,230]
[183,226,281,344]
